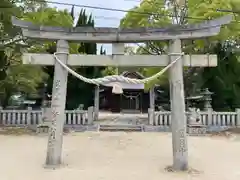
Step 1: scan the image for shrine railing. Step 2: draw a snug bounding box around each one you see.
[0,108,88,126]
[1,108,240,128]
[154,110,239,127]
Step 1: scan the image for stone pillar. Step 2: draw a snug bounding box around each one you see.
[87,106,94,125]
[94,86,99,121]
[41,107,52,126]
[27,106,32,125]
[207,108,213,126]
[168,39,188,171]
[149,87,155,110]
[45,40,69,167]
[0,106,3,125]
[148,108,154,125]
[236,108,240,127]
[112,43,125,74]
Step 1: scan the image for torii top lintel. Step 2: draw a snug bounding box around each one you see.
[12,15,232,43]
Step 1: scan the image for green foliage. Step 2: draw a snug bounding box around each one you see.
[0,0,46,44]
[188,0,240,51]
[23,7,73,27]
[199,44,240,110]
[120,0,172,91]
[22,7,81,109]
[66,9,106,109]
[23,7,107,109]
[19,8,108,109]
[23,7,79,55]
[121,0,240,56]
[0,65,47,94]
[0,51,8,80]
[0,0,48,107]
[121,0,171,28]
[120,0,240,110]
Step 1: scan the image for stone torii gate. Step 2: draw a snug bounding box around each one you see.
[12,15,231,170]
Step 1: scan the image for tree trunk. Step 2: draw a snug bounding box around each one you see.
[1,91,11,108]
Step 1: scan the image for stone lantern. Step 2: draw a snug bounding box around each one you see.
[201,88,213,110]
[185,95,203,110]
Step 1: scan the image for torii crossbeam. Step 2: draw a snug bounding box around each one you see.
[12,15,231,42]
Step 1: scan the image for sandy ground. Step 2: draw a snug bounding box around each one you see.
[0,132,240,180]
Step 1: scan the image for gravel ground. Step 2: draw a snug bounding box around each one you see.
[0,132,240,180]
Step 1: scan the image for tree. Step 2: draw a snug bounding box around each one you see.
[66,9,106,109]
[121,0,240,60]
[23,8,107,109]
[120,0,240,110]
[0,0,22,83]
[120,0,171,91]
[196,44,240,111]
[0,0,47,47]
[186,0,240,110]
[22,7,78,107]
[0,0,47,107]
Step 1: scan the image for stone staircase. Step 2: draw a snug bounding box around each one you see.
[99,124,143,132]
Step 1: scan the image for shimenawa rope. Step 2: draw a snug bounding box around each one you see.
[53,52,184,94]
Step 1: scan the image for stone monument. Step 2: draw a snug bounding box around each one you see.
[187,108,207,135]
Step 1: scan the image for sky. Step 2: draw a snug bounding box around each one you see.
[48,0,141,54]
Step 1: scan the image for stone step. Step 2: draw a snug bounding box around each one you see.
[36,125,49,133]
[99,124,143,132]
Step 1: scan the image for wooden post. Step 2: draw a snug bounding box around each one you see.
[94,86,99,121]
[168,39,188,171]
[45,40,69,167]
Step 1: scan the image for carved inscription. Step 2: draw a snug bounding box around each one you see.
[48,79,61,146]
[55,80,61,89]
[48,108,59,144]
[52,79,61,101]
[178,129,187,154]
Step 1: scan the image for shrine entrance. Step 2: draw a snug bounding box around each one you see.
[99,71,151,113]
[121,91,141,113]
[12,14,232,170]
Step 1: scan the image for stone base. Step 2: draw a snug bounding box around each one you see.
[187,125,207,136]
[143,125,170,132]
[36,124,50,134]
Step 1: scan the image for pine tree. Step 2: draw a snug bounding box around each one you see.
[66,9,106,109]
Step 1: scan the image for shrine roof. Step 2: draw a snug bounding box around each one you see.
[120,71,145,79]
